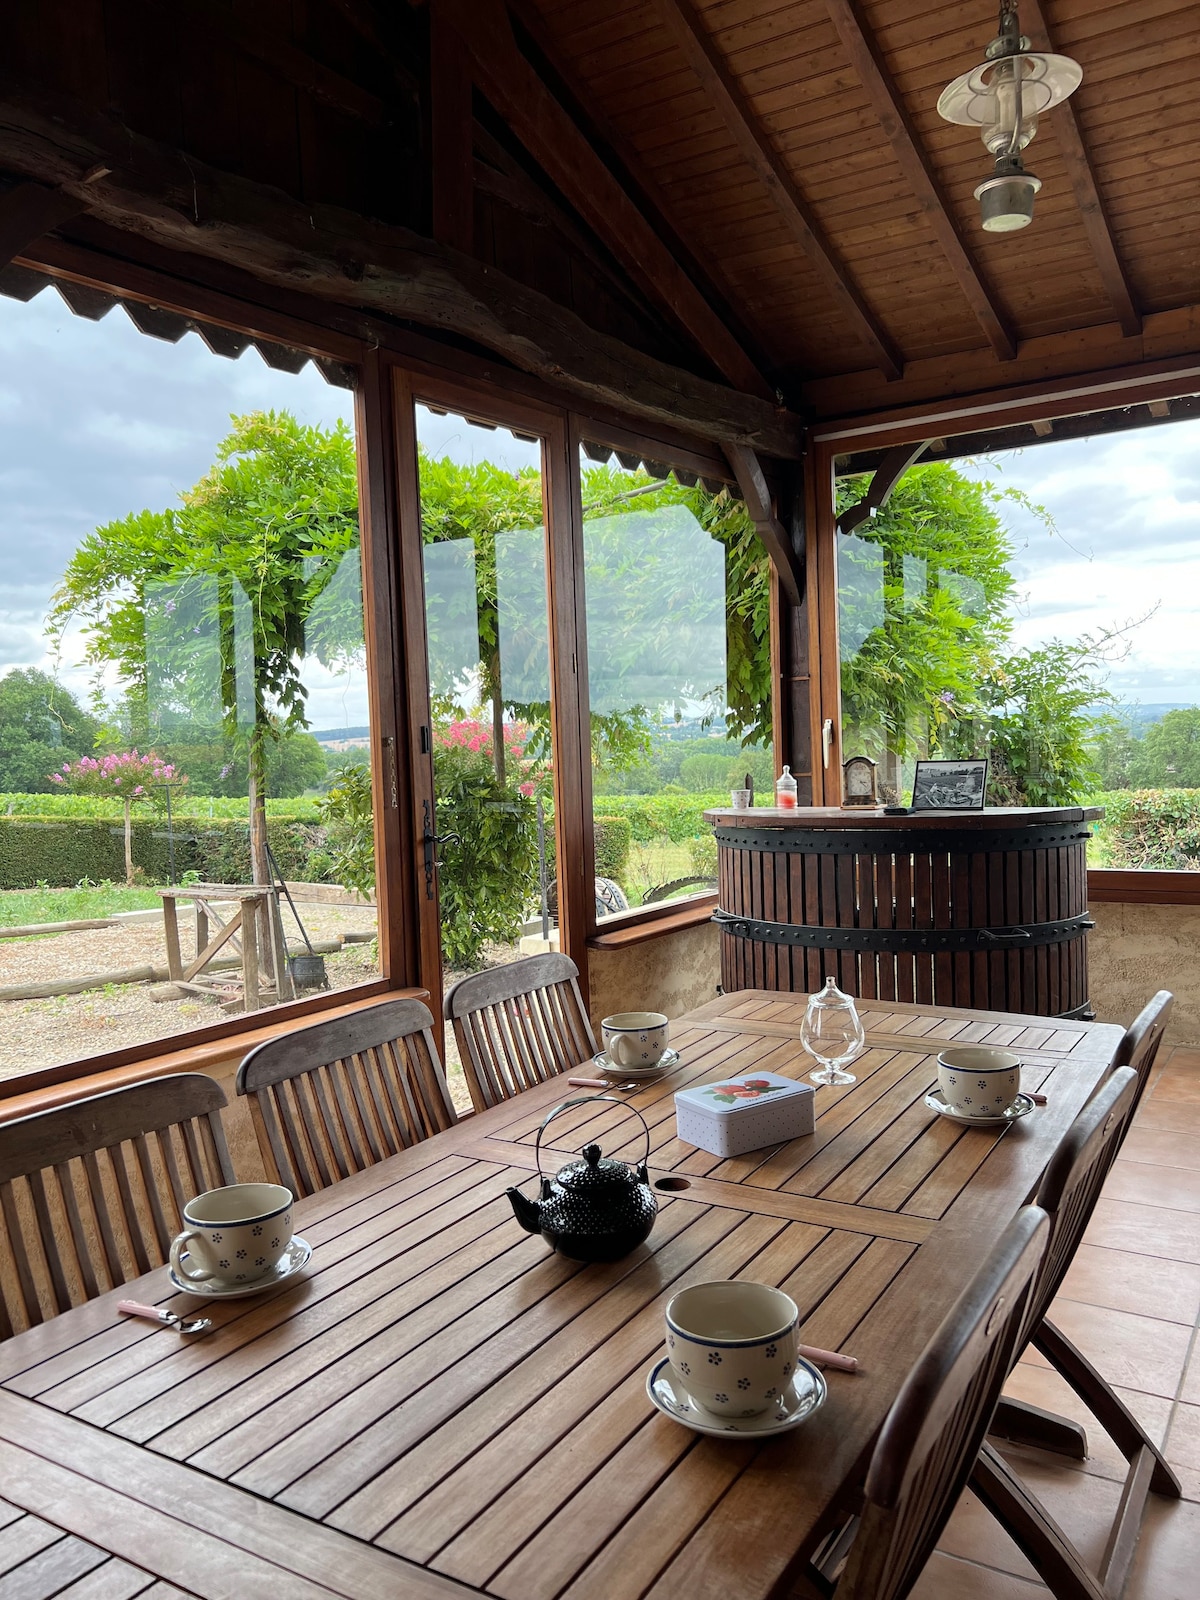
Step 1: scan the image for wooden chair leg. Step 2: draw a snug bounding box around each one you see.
[991,1396,1088,1459]
[972,1444,1107,1600]
[1034,1319,1181,1498]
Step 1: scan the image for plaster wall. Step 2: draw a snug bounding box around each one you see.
[587,922,720,1034]
[1088,902,1200,1046]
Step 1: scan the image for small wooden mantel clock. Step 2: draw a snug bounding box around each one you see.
[841,755,879,808]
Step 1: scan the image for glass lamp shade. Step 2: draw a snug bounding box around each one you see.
[975,168,1042,232]
[937,51,1082,153]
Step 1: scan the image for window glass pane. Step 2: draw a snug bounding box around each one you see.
[836,415,1200,870]
[0,285,380,1087]
[417,406,559,1113]
[580,447,774,919]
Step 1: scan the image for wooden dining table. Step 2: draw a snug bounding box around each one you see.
[0,990,1122,1600]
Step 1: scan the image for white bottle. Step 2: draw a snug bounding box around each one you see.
[775,765,798,809]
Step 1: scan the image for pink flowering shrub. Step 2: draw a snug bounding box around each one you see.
[52,750,186,883]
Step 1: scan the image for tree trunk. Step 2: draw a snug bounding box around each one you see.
[247,728,270,887]
[123,798,134,885]
[491,676,506,786]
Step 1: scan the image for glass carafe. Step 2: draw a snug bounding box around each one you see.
[801,977,865,1087]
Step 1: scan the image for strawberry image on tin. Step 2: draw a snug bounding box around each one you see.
[705,1077,788,1105]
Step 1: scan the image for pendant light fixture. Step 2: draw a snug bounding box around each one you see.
[937,2,1082,233]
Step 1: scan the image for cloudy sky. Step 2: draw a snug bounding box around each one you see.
[0,284,361,731]
[3,278,1198,743]
[957,419,1200,708]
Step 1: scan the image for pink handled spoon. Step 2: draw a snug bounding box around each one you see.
[118,1299,212,1336]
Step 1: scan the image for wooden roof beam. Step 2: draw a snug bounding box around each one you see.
[440,0,772,400]
[654,0,902,383]
[726,444,803,604]
[0,182,86,267]
[1021,0,1141,340]
[0,85,802,457]
[430,1,473,254]
[822,0,1017,364]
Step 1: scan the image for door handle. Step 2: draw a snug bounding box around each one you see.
[822,719,834,769]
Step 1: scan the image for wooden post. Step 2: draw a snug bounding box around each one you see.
[161,894,182,983]
[195,902,209,963]
[242,897,260,1013]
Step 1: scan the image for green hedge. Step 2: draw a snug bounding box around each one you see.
[593,793,725,844]
[0,792,322,821]
[594,815,632,879]
[1092,788,1200,869]
[0,815,334,890]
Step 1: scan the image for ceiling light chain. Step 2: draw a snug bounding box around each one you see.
[938,3,1083,234]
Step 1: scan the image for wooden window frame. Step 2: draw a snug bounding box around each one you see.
[808,361,1200,908]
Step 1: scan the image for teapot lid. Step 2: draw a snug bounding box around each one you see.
[556,1144,638,1192]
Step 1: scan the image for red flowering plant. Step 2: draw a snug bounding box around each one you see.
[51,750,186,884]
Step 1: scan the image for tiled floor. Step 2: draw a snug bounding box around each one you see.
[911,1046,1200,1599]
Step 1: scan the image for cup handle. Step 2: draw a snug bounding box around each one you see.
[608,1035,631,1067]
[170,1230,217,1283]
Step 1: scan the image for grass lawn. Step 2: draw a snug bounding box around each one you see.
[0,885,165,928]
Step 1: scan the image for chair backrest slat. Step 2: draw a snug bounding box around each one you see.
[236,998,456,1199]
[834,1206,1049,1600]
[0,1073,235,1339]
[445,955,598,1112]
[1023,1066,1139,1345]
[1112,990,1173,1118]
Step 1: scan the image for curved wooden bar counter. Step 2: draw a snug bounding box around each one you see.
[704,805,1103,1020]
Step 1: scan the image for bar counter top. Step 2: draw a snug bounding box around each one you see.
[704,804,1104,830]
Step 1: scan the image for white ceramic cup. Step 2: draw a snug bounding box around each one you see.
[936,1046,1022,1118]
[169,1182,294,1286]
[602,1011,669,1069]
[730,788,751,810]
[665,1280,800,1417]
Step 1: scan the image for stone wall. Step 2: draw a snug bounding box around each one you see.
[1088,902,1200,1046]
[587,922,720,1033]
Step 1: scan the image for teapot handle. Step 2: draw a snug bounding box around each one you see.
[533,1094,653,1183]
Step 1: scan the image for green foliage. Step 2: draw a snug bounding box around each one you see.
[591,792,724,845]
[1086,714,1139,791]
[1097,789,1200,869]
[0,884,163,930]
[433,739,538,969]
[0,814,333,891]
[0,670,101,793]
[973,637,1116,806]
[593,815,632,879]
[0,792,321,820]
[688,832,719,879]
[1129,709,1200,788]
[318,762,376,898]
[838,464,1018,767]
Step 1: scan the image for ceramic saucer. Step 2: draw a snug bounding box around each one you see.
[646,1355,827,1438]
[924,1088,1035,1126]
[169,1235,313,1299]
[595,1048,681,1079]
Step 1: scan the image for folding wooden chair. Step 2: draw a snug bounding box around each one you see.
[0,1073,235,1338]
[793,1206,1049,1600]
[975,1065,1179,1600]
[444,953,597,1113]
[1110,989,1173,1115]
[236,997,456,1197]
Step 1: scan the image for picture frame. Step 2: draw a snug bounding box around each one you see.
[910,759,988,812]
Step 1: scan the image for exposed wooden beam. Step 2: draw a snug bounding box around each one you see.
[0,182,86,267]
[1147,400,1171,419]
[1031,418,1054,436]
[837,441,930,535]
[429,0,474,254]
[726,444,803,605]
[440,0,772,400]
[0,85,802,456]
[185,0,394,127]
[1021,0,1140,340]
[822,0,1017,364]
[653,0,902,383]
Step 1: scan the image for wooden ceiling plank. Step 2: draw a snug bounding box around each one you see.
[440,0,771,398]
[821,0,1017,362]
[0,84,802,455]
[429,0,473,255]
[651,0,903,380]
[0,181,87,267]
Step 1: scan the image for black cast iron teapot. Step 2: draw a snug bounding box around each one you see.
[506,1095,657,1262]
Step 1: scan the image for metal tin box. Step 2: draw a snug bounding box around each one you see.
[674,1072,815,1158]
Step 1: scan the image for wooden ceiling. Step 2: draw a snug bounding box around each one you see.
[521,0,1200,412]
[0,0,1195,440]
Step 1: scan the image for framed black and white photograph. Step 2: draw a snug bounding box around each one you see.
[910,759,988,811]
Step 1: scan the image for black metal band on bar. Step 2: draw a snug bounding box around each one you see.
[712,824,1093,856]
[711,909,1095,953]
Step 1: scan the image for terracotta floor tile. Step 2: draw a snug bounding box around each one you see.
[939,1464,1124,1582]
[1085,1197,1200,1265]
[1181,1344,1200,1407]
[1056,1244,1200,1325]
[938,1487,1041,1581]
[1124,1495,1200,1600]
[1146,1069,1200,1107]
[1000,1363,1173,1483]
[1103,1160,1200,1215]
[1120,1126,1200,1173]
[1167,1403,1200,1471]
[1021,1303,1192,1399]
[910,1552,1047,1598]
[1135,1102,1200,1137]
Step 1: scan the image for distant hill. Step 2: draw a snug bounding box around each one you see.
[310,725,370,749]
[1087,703,1196,735]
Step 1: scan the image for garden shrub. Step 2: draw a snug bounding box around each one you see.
[591,793,726,844]
[594,815,632,879]
[1096,789,1200,869]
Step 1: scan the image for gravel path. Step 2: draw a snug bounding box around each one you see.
[0,903,378,1080]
